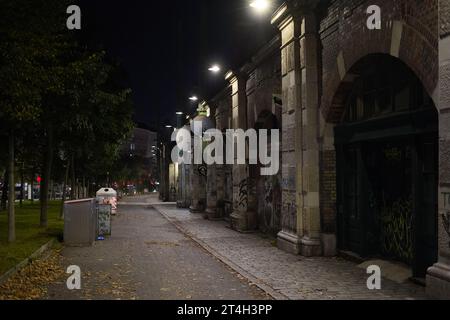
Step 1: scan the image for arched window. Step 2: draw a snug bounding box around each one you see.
[343,55,433,123]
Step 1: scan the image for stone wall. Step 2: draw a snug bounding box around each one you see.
[426,0,450,299]
[212,88,233,218]
[319,0,439,123]
[245,38,283,235]
[315,0,439,239]
[439,0,450,254]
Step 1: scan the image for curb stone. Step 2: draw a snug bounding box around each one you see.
[152,205,289,301]
[0,239,57,286]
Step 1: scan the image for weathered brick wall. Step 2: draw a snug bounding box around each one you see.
[212,88,232,131]
[211,88,233,217]
[439,0,450,252]
[320,150,337,233]
[319,0,438,123]
[442,0,450,37]
[246,47,282,128]
[315,0,439,237]
[245,38,282,234]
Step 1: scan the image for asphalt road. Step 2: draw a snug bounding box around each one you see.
[46,201,268,300]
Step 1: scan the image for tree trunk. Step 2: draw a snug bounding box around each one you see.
[70,154,75,200]
[1,169,8,211]
[30,168,34,202]
[8,129,15,243]
[60,160,70,219]
[82,176,86,198]
[40,125,54,228]
[20,163,24,207]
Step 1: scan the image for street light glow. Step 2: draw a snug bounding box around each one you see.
[165,125,173,128]
[250,0,270,12]
[208,65,221,73]
[189,96,198,101]
[176,111,184,115]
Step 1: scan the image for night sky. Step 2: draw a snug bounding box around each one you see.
[78,0,281,132]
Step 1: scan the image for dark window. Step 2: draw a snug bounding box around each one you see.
[344,58,427,123]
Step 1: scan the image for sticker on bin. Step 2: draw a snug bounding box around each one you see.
[96,188,118,214]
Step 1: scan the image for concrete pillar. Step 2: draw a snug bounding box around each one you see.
[190,164,203,213]
[189,104,211,213]
[177,125,192,208]
[299,8,322,256]
[427,4,450,298]
[214,109,227,219]
[272,0,322,256]
[228,72,257,232]
[177,163,190,208]
[159,143,170,202]
[206,162,219,219]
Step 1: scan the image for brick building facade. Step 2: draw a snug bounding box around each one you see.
[171,0,449,298]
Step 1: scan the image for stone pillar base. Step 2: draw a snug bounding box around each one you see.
[321,233,337,257]
[189,205,203,214]
[206,208,221,220]
[300,237,323,257]
[177,201,187,209]
[230,211,247,232]
[277,231,301,255]
[426,251,450,299]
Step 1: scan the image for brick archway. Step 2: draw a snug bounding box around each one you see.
[321,20,438,124]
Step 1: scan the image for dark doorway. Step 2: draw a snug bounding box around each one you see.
[335,54,438,278]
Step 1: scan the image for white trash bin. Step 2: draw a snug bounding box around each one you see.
[96,188,118,215]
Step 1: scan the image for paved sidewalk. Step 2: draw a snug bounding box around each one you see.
[153,204,427,300]
[44,199,268,300]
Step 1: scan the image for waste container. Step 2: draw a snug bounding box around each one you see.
[64,199,97,246]
[96,188,118,215]
[97,203,112,236]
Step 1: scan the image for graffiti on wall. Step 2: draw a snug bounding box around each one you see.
[198,164,207,178]
[443,191,450,248]
[380,197,414,263]
[282,199,297,235]
[238,178,249,209]
[257,175,282,234]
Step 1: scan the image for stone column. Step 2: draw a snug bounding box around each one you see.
[272,0,322,256]
[228,72,257,231]
[177,125,192,209]
[215,108,227,219]
[205,162,218,219]
[160,143,170,202]
[189,123,202,212]
[427,3,450,298]
[189,164,203,213]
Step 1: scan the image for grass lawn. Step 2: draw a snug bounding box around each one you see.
[0,201,64,276]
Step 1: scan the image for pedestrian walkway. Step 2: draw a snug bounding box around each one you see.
[44,203,267,300]
[153,204,427,300]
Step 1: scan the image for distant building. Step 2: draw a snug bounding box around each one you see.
[124,124,157,159]
[120,123,158,191]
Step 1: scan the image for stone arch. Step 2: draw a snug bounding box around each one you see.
[252,109,282,235]
[321,20,438,124]
[254,109,279,130]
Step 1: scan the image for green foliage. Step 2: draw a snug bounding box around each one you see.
[0,0,135,185]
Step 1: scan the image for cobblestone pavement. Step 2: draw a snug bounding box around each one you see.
[153,203,428,300]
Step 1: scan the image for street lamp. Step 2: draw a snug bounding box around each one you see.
[208,65,221,73]
[250,0,271,12]
[176,111,184,115]
[189,96,198,102]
